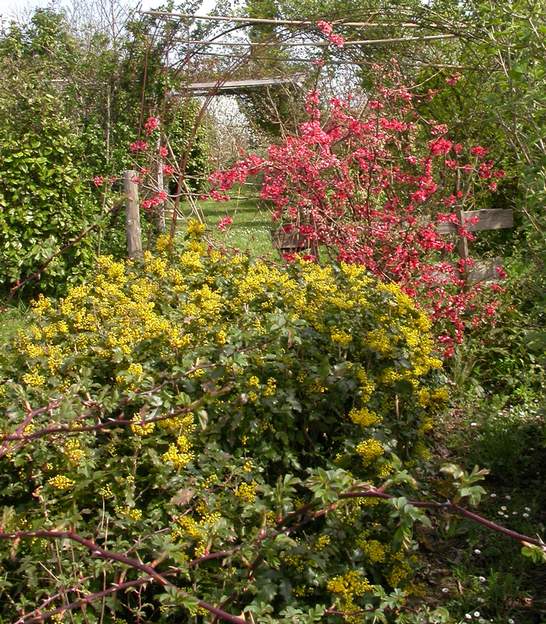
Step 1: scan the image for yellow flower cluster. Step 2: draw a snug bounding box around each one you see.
[417,387,449,407]
[186,219,206,237]
[356,368,376,402]
[63,439,85,464]
[47,475,75,490]
[358,538,387,563]
[366,329,392,355]
[356,438,385,465]
[235,481,258,503]
[162,431,194,470]
[130,415,156,437]
[349,407,381,428]
[327,570,372,598]
[331,329,352,347]
[263,377,277,397]
[315,535,331,551]
[115,505,143,521]
[22,370,45,388]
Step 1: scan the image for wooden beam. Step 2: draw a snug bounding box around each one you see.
[436,208,514,234]
[179,34,457,47]
[177,76,304,94]
[142,11,429,28]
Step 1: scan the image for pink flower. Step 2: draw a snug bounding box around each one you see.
[429,137,453,156]
[316,20,333,35]
[328,33,345,48]
[446,73,461,86]
[159,145,168,158]
[470,145,488,158]
[495,266,507,279]
[92,176,104,188]
[130,140,148,153]
[217,215,233,231]
[144,116,160,135]
[163,164,174,176]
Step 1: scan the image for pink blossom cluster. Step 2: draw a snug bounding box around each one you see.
[316,20,345,48]
[130,140,148,153]
[142,190,168,211]
[144,116,160,135]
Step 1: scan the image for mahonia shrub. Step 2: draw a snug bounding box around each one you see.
[0,224,449,622]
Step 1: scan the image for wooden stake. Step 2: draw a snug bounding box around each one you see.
[124,170,143,259]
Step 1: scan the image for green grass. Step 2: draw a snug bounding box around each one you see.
[180,197,275,258]
[0,303,27,362]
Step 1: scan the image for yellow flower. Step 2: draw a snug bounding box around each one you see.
[63,439,85,464]
[327,570,372,598]
[186,219,206,237]
[47,475,75,490]
[115,505,142,521]
[22,370,45,388]
[349,407,381,428]
[235,481,258,503]
[356,438,384,465]
[331,329,352,347]
[131,414,155,436]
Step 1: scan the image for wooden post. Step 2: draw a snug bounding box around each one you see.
[156,134,166,233]
[124,170,142,259]
[456,207,469,283]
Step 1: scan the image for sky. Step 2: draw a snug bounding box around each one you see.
[0,0,215,22]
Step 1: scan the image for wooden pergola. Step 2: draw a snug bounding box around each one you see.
[171,75,305,97]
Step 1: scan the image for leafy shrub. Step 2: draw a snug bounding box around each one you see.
[0,98,97,296]
[0,225,450,622]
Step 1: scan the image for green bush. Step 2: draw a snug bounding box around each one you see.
[0,225,449,622]
[0,99,97,296]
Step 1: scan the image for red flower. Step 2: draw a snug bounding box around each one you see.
[470,145,488,158]
[445,73,461,86]
[92,176,104,188]
[144,116,160,135]
[217,215,234,231]
[130,140,148,153]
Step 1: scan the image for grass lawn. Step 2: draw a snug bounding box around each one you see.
[179,196,275,258]
[0,303,26,362]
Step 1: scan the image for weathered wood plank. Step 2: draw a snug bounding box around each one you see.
[467,257,504,284]
[436,208,513,234]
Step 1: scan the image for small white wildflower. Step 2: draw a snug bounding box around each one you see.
[465,615,472,621]
[523,513,529,518]
[473,612,480,618]
[512,511,518,515]
[470,422,478,427]
[490,493,497,498]
[524,506,531,512]
[501,505,507,511]
[474,548,481,555]
[478,576,486,583]
[441,587,449,594]
[508,619,515,624]
[505,495,511,500]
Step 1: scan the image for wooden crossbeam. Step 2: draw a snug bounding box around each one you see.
[175,75,304,96]
[436,208,514,235]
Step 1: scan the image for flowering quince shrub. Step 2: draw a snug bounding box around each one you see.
[208,83,507,356]
[0,223,460,622]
